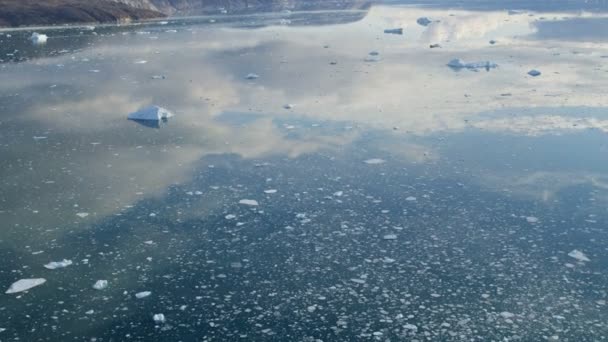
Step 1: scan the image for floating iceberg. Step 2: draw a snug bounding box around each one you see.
[153,313,166,323]
[44,259,73,270]
[568,249,590,262]
[128,106,174,121]
[384,28,403,35]
[135,291,152,299]
[30,33,48,44]
[93,280,108,290]
[5,278,46,294]
[239,199,259,206]
[417,17,432,26]
[448,59,498,71]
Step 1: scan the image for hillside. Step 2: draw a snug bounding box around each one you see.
[0,0,165,27]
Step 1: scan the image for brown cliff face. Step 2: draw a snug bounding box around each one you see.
[0,0,165,27]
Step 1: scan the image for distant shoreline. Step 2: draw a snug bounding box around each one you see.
[0,0,166,28]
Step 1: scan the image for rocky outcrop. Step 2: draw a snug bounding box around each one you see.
[0,0,165,27]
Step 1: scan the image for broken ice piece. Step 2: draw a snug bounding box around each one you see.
[5,278,46,294]
[239,199,259,206]
[264,189,277,194]
[44,259,73,270]
[128,106,174,121]
[76,212,89,218]
[384,28,403,35]
[135,291,152,299]
[568,249,590,262]
[383,234,398,240]
[153,313,166,323]
[528,69,541,77]
[417,17,432,26]
[225,214,236,220]
[448,59,498,71]
[364,158,386,165]
[526,216,539,223]
[245,73,259,80]
[30,32,48,44]
[93,280,108,290]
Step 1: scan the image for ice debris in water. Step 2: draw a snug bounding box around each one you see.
[153,313,166,324]
[44,259,73,270]
[417,17,432,26]
[245,73,259,80]
[5,278,46,294]
[448,59,498,71]
[364,158,386,165]
[92,280,108,290]
[568,249,590,262]
[383,234,398,240]
[264,189,277,194]
[128,106,174,121]
[384,28,403,35]
[239,199,259,206]
[528,69,541,77]
[76,212,89,218]
[30,32,48,44]
[135,291,152,299]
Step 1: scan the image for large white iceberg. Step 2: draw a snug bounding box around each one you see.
[128,106,174,121]
[5,278,46,294]
[448,59,498,71]
[30,33,48,44]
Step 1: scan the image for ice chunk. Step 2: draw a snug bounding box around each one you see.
[93,280,108,290]
[350,278,366,284]
[76,212,89,218]
[526,216,539,223]
[500,312,515,319]
[417,17,432,26]
[135,291,152,299]
[406,196,417,201]
[448,59,498,71]
[153,313,166,323]
[245,73,259,80]
[404,324,418,331]
[30,33,48,44]
[384,28,403,35]
[128,106,174,121]
[383,234,398,240]
[568,249,590,262]
[528,69,541,77]
[364,158,386,165]
[225,214,236,220]
[44,259,73,270]
[5,278,46,294]
[264,189,277,194]
[239,199,259,206]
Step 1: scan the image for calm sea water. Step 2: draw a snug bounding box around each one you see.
[1,3,608,341]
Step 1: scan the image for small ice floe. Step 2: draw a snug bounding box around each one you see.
[134,60,147,64]
[384,28,403,35]
[405,196,417,201]
[448,59,498,71]
[30,32,48,44]
[92,280,108,290]
[350,278,366,284]
[44,259,73,270]
[524,216,539,224]
[528,69,541,77]
[225,214,236,220]
[500,312,515,319]
[153,313,166,324]
[76,212,89,218]
[264,189,277,194]
[283,104,294,110]
[5,278,46,294]
[383,234,398,240]
[128,106,174,121]
[403,324,418,332]
[364,158,386,165]
[239,199,259,206]
[568,249,590,262]
[245,73,259,80]
[135,291,152,299]
[417,17,432,26]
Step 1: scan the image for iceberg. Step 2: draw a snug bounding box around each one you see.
[448,59,498,71]
[6,278,46,294]
[239,199,259,206]
[128,106,174,121]
[568,249,590,262]
[417,17,432,26]
[93,280,108,290]
[384,28,403,35]
[153,313,166,323]
[30,33,48,44]
[44,259,73,270]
